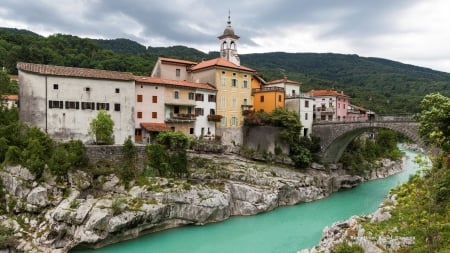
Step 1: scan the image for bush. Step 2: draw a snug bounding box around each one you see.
[89,110,114,145]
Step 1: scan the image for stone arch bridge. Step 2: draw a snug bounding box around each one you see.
[312,115,423,163]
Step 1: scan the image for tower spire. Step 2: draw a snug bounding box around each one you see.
[228,9,231,25]
[218,10,240,65]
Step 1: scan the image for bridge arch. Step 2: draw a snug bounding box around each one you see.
[312,121,423,163]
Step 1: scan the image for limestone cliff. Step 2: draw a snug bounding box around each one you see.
[0,153,404,253]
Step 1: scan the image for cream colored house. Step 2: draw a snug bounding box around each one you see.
[17,62,135,144]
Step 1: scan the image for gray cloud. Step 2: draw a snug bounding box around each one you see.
[0,0,448,72]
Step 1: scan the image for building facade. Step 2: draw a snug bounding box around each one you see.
[18,62,135,144]
[307,89,350,121]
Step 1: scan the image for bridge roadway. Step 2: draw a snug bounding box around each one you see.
[312,115,422,163]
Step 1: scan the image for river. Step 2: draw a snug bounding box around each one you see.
[73,147,421,253]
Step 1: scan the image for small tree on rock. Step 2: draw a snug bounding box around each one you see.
[89,110,114,145]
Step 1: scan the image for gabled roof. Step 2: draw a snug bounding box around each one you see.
[140,122,169,132]
[158,57,198,66]
[135,76,216,91]
[17,62,135,81]
[307,89,349,97]
[190,58,255,72]
[267,77,301,85]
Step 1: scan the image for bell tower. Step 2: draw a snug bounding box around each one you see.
[218,12,240,66]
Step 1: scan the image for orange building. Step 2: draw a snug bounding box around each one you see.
[251,75,285,112]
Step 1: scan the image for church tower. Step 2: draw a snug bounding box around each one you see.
[218,13,240,66]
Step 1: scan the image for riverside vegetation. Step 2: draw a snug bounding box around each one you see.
[303,93,450,253]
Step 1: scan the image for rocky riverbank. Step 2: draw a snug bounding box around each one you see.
[0,153,405,253]
[298,194,415,253]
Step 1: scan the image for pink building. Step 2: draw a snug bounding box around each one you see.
[307,90,350,121]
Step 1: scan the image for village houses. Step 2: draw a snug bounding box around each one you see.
[15,16,371,146]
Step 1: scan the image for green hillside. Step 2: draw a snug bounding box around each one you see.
[1,27,449,113]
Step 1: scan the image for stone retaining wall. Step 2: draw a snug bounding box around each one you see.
[85,145,148,168]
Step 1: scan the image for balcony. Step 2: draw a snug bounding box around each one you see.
[252,86,284,94]
[165,113,197,123]
[207,114,223,122]
[315,107,335,114]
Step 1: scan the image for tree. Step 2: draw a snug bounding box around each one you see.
[89,110,114,144]
[417,93,450,153]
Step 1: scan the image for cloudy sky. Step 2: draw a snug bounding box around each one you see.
[1,0,449,72]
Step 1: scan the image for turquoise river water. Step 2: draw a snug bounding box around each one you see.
[73,147,421,253]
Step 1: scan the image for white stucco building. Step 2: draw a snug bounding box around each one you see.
[17,62,135,144]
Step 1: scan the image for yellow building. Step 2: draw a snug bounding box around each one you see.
[190,58,255,128]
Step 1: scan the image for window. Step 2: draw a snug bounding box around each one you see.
[85,87,90,92]
[305,100,309,108]
[65,101,79,109]
[53,84,58,90]
[292,90,295,96]
[221,77,226,87]
[232,97,237,108]
[195,107,204,116]
[81,102,95,110]
[49,100,63,109]
[208,94,216,102]
[260,95,265,102]
[137,111,142,118]
[343,104,346,109]
[305,113,308,120]
[189,92,195,100]
[278,95,282,102]
[174,106,180,114]
[231,79,237,87]
[152,112,157,118]
[176,68,181,77]
[190,128,194,134]
[243,98,248,105]
[114,103,121,111]
[115,88,120,93]
[221,116,227,127]
[221,96,226,107]
[96,103,109,111]
[210,108,215,115]
[243,80,248,88]
[195,93,204,101]
[174,91,179,99]
[231,116,238,126]
[152,96,157,103]
[137,94,143,102]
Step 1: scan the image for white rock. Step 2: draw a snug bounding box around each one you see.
[27,186,49,207]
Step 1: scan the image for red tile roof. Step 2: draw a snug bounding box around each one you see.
[159,57,198,66]
[307,89,349,97]
[1,95,18,101]
[17,62,135,81]
[135,76,216,91]
[190,58,255,72]
[267,77,301,85]
[140,122,169,132]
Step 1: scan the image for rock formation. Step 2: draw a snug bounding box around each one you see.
[0,153,405,253]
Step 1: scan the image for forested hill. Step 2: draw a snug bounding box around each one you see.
[1,27,450,113]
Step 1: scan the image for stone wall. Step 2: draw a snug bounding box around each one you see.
[243,126,289,154]
[85,145,148,168]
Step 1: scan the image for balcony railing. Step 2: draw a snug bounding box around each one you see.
[252,86,285,94]
[166,113,197,123]
[207,114,223,122]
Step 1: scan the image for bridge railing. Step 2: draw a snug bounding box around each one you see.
[313,114,415,124]
[375,114,415,122]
